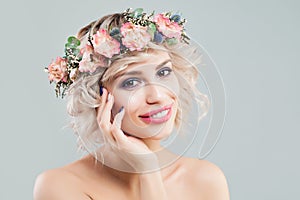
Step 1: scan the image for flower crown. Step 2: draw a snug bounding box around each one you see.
[45,8,190,98]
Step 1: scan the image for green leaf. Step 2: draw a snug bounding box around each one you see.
[133,8,143,18]
[73,49,80,56]
[67,36,80,46]
[166,38,178,45]
[65,42,76,49]
[147,23,157,38]
[148,23,156,33]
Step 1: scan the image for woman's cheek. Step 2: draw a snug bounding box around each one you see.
[111,91,128,115]
[164,77,180,97]
[112,90,139,114]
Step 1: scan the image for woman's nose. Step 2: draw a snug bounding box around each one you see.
[145,84,164,104]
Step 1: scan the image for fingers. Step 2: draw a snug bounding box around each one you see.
[111,107,128,147]
[96,87,108,119]
[113,107,125,129]
[96,88,115,145]
[101,93,114,128]
[95,88,128,150]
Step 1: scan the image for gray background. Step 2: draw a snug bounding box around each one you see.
[0,0,299,199]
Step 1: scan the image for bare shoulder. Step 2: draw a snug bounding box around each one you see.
[180,157,230,199]
[33,159,93,200]
[183,158,226,180]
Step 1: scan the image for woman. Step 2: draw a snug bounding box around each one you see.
[34,8,230,200]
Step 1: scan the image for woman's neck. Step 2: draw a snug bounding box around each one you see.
[88,150,181,191]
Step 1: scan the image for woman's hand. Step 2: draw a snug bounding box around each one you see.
[96,88,159,172]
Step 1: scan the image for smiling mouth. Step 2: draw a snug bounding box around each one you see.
[150,109,169,118]
[139,104,173,124]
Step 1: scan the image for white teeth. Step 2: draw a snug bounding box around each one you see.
[151,110,168,118]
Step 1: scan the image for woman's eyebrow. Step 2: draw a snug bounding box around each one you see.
[120,70,142,76]
[155,59,172,70]
[114,70,141,80]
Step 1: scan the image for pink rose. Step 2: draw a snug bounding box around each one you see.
[79,44,107,73]
[47,57,68,83]
[121,22,151,51]
[154,14,183,39]
[79,45,97,72]
[92,29,120,58]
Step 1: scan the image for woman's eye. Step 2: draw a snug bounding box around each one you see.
[121,78,141,89]
[157,67,172,77]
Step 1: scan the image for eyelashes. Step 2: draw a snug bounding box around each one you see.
[121,78,142,89]
[157,67,172,77]
[120,66,173,90]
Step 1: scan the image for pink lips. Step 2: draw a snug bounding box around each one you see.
[139,104,173,124]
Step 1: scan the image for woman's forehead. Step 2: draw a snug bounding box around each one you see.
[125,50,171,70]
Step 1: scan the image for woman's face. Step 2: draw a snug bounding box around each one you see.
[107,50,180,140]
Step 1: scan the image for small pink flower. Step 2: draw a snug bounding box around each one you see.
[79,44,107,73]
[92,29,120,58]
[154,14,183,39]
[47,57,68,83]
[121,22,151,51]
[79,45,97,72]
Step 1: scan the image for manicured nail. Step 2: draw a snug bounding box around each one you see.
[99,86,103,96]
[118,106,124,113]
[107,93,112,101]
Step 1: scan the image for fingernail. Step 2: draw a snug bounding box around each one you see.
[99,86,103,96]
[107,93,112,101]
[118,106,124,113]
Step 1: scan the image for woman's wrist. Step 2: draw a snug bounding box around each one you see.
[131,153,160,173]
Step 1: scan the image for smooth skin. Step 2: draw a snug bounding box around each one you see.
[34,51,230,200]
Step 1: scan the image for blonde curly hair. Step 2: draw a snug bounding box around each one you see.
[66,12,209,152]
